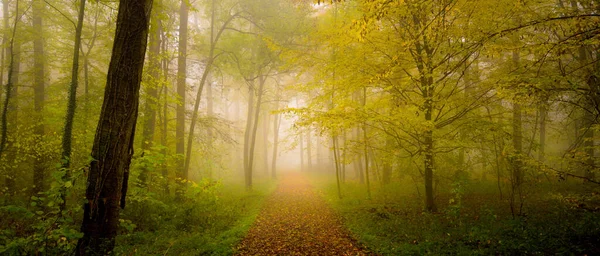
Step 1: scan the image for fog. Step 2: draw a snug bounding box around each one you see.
[1,0,599,254]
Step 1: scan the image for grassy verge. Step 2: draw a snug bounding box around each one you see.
[114,178,277,255]
[309,173,600,255]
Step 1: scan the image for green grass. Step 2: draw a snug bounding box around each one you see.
[114,178,277,255]
[309,173,600,255]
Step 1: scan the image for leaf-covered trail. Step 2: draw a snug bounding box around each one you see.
[236,172,370,255]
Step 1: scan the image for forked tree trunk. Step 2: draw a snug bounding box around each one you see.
[76,0,152,254]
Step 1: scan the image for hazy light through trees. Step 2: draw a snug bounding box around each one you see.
[0,0,599,255]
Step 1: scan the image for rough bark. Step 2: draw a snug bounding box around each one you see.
[75,0,152,254]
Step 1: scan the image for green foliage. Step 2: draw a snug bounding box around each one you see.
[113,179,276,255]
[0,165,86,255]
[313,174,600,255]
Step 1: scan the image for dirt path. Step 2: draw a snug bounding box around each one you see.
[235,172,370,256]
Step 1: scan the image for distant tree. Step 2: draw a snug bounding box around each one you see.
[32,0,45,194]
[60,0,86,210]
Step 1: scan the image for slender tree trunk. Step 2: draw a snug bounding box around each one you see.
[0,0,20,195]
[244,84,255,190]
[332,135,342,199]
[363,126,371,199]
[32,0,45,194]
[300,126,304,172]
[362,88,371,199]
[382,135,392,185]
[355,127,364,183]
[262,108,269,175]
[307,127,312,171]
[341,131,346,183]
[183,0,232,179]
[423,69,436,213]
[82,9,98,119]
[176,0,188,187]
[161,37,169,194]
[247,75,266,189]
[271,98,280,179]
[76,0,152,253]
[139,6,161,186]
[59,0,85,210]
[206,76,214,179]
[316,132,322,171]
[510,48,524,217]
[539,104,547,163]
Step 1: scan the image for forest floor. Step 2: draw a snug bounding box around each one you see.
[235,172,371,255]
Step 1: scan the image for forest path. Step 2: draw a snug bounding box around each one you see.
[235,172,370,256]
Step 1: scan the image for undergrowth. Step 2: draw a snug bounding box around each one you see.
[0,166,276,255]
[310,174,600,255]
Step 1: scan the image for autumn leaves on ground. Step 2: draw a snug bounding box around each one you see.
[236,172,369,256]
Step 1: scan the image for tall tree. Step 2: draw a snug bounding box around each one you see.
[32,0,45,194]
[139,0,162,186]
[0,0,21,195]
[59,0,86,210]
[176,0,188,185]
[76,0,153,253]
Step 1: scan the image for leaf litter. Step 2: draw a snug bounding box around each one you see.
[236,172,373,256]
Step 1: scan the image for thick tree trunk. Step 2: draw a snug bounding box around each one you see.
[32,0,45,194]
[76,0,152,254]
[176,0,188,185]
